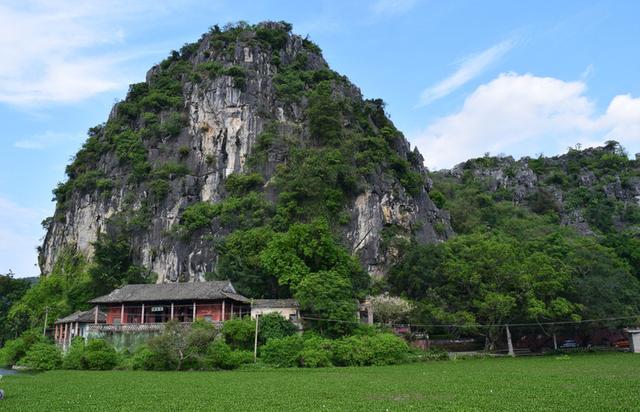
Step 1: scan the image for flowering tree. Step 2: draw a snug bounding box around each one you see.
[370,293,414,325]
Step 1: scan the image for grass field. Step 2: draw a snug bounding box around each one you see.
[1,353,639,411]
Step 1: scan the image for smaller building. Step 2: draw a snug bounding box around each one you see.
[251,299,300,322]
[626,328,640,353]
[54,309,106,349]
[358,300,374,325]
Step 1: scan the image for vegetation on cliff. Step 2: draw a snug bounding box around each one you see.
[5,22,640,350]
[386,143,640,346]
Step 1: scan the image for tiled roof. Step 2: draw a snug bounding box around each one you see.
[89,281,250,304]
[55,309,106,324]
[251,299,299,309]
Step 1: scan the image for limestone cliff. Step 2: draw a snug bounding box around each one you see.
[432,142,640,236]
[40,22,451,283]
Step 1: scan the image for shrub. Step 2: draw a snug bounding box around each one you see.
[299,336,332,368]
[258,313,298,344]
[178,145,190,158]
[194,62,224,79]
[149,179,171,202]
[430,190,446,209]
[140,90,182,112]
[18,343,62,370]
[224,66,247,89]
[73,170,105,192]
[225,173,264,196]
[160,112,185,137]
[261,335,304,367]
[145,321,218,370]
[62,337,86,369]
[255,25,289,50]
[299,348,331,368]
[206,340,253,370]
[368,333,409,365]
[222,317,255,350]
[151,161,190,180]
[331,336,373,366]
[128,345,166,371]
[82,339,118,370]
[179,202,217,233]
[0,331,43,367]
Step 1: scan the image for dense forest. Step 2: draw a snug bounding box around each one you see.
[389,143,640,347]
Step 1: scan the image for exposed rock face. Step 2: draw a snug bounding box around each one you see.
[436,144,640,235]
[40,22,451,282]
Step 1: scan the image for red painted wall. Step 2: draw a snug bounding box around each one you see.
[103,301,246,324]
[196,303,223,321]
[106,306,121,324]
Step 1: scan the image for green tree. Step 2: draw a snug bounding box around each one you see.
[258,313,298,344]
[221,317,255,350]
[147,320,218,370]
[0,272,31,345]
[259,220,368,337]
[89,232,155,297]
[295,270,358,337]
[214,227,286,298]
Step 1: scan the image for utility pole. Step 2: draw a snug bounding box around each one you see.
[506,324,515,357]
[43,306,49,337]
[253,314,260,363]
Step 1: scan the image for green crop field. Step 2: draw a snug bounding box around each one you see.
[1,353,639,411]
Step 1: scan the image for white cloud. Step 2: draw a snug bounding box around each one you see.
[0,1,179,106]
[14,131,84,150]
[410,72,640,169]
[371,0,418,16]
[0,196,49,277]
[417,38,515,107]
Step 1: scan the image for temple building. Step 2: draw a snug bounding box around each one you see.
[84,281,250,348]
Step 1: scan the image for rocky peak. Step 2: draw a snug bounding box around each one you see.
[40,21,451,284]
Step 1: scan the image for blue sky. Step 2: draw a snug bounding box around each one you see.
[1,0,639,277]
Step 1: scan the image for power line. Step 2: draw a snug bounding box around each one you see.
[299,315,640,329]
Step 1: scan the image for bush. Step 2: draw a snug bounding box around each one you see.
[179,202,217,233]
[331,333,410,366]
[149,179,171,202]
[299,336,332,368]
[178,145,190,158]
[0,331,43,367]
[299,348,331,368]
[144,320,219,370]
[151,161,190,180]
[368,333,409,365]
[224,66,247,89]
[331,336,373,366]
[62,337,86,369]
[82,339,118,370]
[128,345,166,371]
[160,112,185,137]
[206,340,253,370]
[255,25,289,50]
[258,313,298,344]
[261,335,303,367]
[18,343,62,370]
[225,173,264,196]
[222,318,255,350]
